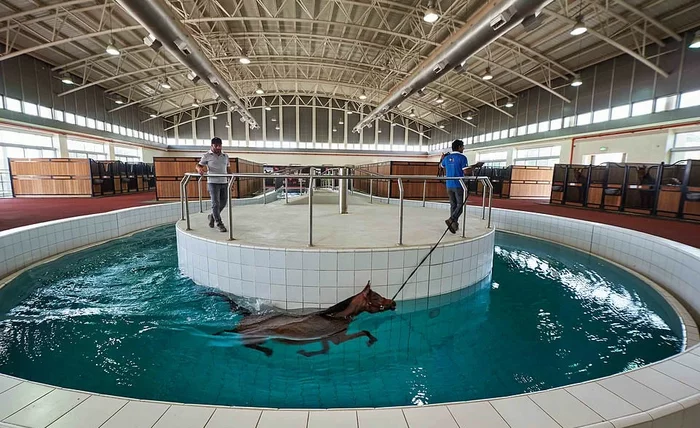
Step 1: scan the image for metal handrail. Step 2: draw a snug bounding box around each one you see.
[181,171,493,246]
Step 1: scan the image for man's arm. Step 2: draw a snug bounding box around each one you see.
[196,156,207,175]
[463,161,485,176]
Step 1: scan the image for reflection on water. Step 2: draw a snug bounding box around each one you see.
[0,227,683,408]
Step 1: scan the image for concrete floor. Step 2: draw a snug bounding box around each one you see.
[180,191,489,249]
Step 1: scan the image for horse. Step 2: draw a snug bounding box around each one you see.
[210,281,396,357]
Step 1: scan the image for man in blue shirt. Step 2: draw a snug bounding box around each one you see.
[439,140,483,233]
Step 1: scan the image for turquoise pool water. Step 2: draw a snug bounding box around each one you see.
[0,226,683,408]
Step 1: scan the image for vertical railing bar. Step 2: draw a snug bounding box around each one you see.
[198,176,203,213]
[481,179,486,220]
[184,175,192,231]
[487,179,493,229]
[308,168,314,247]
[370,179,373,204]
[398,178,404,246]
[227,177,235,240]
[285,178,289,204]
[459,179,468,238]
[180,176,186,221]
[422,179,427,207]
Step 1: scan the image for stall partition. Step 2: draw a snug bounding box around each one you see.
[550,160,700,221]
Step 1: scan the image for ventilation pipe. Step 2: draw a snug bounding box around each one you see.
[353,0,554,132]
[115,0,258,129]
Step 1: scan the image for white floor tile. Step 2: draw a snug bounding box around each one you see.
[403,406,458,428]
[0,382,53,421]
[204,408,261,428]
[4,389,88,428]
[257,411,308,428]
[674,353,700,371]
[0,376,21,395]
[654,361,700,389]
[599,375,671,411]
[357,409,408,428]
[566,382,640,420]
[100,401,170,428]
[490,396,561,428]
[530,388,604,428]
[447,401,510,428]
[152,405,214,428]
[47,396,127,428]
[309,411,357,428]
[628,368,698,401]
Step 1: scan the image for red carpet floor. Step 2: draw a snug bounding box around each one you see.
[0,192,159,232]
[1,193,699,248]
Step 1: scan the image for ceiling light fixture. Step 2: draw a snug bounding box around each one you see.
[61,74,74,85]
[271,117,277,122]
[690,31,700,49]
[358,90,367,100]
[570,16,587,36]
[265,106,272,111]
[255,83,264,95]
[409,109,416,118]
[333,128,337,132]
[105,42,120,56]
[160,79,171,89]
[114,99,124,105]
[436,94,445,104]
[439,124,445,129]
[150,114,157,118]
[212,115,218,120]
[482,68,493,81]
[423,1,439,23]
[466,113,474,120]
[275,125,280,130]
[339,120,344,125]
[192,99,200,107]
[505,99,514,108]
[225,123,230,128]
[571,74,583,87]
[239,55,251,65]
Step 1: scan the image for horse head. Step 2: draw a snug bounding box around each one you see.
[333,281,396,318]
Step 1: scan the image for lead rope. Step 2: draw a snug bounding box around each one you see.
[391,195,468,300]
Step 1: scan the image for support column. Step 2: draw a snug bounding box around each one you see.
[339,166,348,214]
[57,134,69,157]
[343,110,348,149]
[107,142,115,160]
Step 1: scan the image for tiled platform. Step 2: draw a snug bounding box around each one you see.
[1,196,700,428]
[175,195,495,309]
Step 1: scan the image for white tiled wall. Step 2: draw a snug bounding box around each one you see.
[0,191,276,283]
[176,225,495,309]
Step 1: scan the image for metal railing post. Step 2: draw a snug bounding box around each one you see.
[369,179,373,204]
[198,176,203,213]
[482,179,486,220]
[227,177,235,240]
[262,178,267,204]
[387,179,391,204]
[308,168,314,247]
[339,167,348,214]
[184,175,192,231]
[180,176,187,220]
[487,179,493,229]
[459,179,468,238]
[398,178,404,246]
[422,180,427,207]
[284,178,289,204]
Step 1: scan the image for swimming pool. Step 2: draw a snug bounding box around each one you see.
[0,225,683,409]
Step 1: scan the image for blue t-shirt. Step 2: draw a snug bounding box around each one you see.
[441,152,469,189]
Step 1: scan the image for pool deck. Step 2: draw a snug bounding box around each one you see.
[1,198,700,428]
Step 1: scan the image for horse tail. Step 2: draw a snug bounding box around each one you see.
[205,291,252,316]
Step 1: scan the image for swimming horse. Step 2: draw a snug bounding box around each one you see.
[210,281,396,357]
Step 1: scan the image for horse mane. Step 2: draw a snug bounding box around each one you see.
[319,295,354,316]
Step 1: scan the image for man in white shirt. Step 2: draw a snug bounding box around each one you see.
[196,137,230,232]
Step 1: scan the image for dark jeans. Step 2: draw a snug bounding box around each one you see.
[208,183,228,224]
[447,187,466,223]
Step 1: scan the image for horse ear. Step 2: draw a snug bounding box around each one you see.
[361,281,371,296]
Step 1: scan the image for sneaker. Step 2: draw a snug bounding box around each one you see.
[217,223,227,232]
[445,219,457,234]
[208,214,215,228]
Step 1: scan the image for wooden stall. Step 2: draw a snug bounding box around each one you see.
[10,158,93,197]
[10,158,155,198]
[550,160,700,222]
[153,156,264,200]
[507,166,553,198]
[354,161,444,200]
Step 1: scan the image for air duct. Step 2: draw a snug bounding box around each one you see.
[115,0,258,129]
[353,0,554,132]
